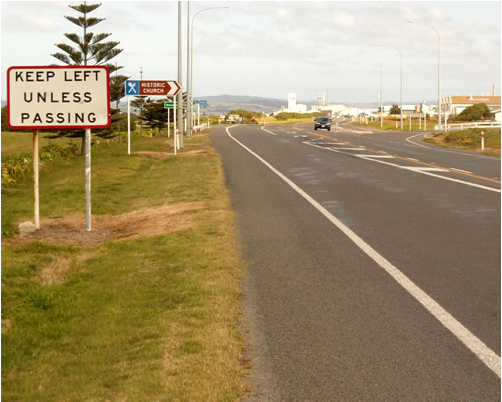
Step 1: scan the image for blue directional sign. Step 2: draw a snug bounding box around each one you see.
[193,99,208,108]
[125,80,140,95]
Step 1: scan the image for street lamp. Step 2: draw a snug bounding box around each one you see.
[377,44,403,130]
[408,19,441,130]
[187,6,229,136]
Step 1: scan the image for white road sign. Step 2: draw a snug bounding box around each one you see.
[7,66,111,129]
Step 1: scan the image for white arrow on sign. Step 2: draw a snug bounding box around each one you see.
[166,80,181,96]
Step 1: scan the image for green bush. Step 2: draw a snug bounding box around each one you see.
[1,144,78,187]
[453,103,493,122]
[389,105,401,115]
[39,144,79,161]
[1,154,31,187]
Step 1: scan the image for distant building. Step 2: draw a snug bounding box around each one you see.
[288,93,297,109]
[441,95,501,116]
[493,108,501,122]
[401,105,418,113]
[226,114,243,123]
[419,102,435,114]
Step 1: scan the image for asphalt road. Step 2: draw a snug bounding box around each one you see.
[211,123,500,401]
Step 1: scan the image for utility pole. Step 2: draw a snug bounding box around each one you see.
[177,1,184,148]
[186,2,191,137]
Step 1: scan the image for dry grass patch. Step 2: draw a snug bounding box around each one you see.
[38,257,71,286]
[2,319,13,334]
[136,150,209,159]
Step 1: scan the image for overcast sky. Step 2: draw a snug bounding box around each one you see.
[1,0,501,105]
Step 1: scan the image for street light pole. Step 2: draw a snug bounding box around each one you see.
[409,19,441,130]
[189,6,229,136]
[186,2,191,136]
[380,63,383,128]
[177,1,183,148]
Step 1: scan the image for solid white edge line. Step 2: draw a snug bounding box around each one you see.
[227,125,501,377]
[261,126,276,136]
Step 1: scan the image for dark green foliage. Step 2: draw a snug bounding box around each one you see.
[389,105,401,115]
[110,74,128,104]
[141,99,169,132]
[453,103,494,122]
[131,96,148,136]
[52,3,122,69]
[50,2,125,149]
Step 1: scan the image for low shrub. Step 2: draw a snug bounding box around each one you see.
[39,144,79,161]
[1,154,31,187]
[1,144,79,187]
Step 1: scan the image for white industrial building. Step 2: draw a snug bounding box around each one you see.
[440,95,501,116]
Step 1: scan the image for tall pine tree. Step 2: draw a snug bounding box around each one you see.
[51,2,126,152]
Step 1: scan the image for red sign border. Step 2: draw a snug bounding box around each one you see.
[7,65,111,130]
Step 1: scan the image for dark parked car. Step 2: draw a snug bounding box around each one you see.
[314,116,331,131]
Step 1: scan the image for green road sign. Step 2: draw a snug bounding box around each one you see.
[164,102,186,109]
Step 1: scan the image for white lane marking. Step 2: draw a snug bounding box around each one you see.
[261,126,276,136]
[407,158,419,161]
[409,170,501,193]
[406,133,431,148]
[304,141,501,194]
[404,167,447,172]
[356,155,395,159]
[330,147,367,151]
[450,168,473,174]
[227,125,501,377]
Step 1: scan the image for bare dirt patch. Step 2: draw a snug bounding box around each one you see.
[3,202,205,248]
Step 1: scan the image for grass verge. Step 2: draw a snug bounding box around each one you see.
[423,128,501,155]
[2,131,247,401]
